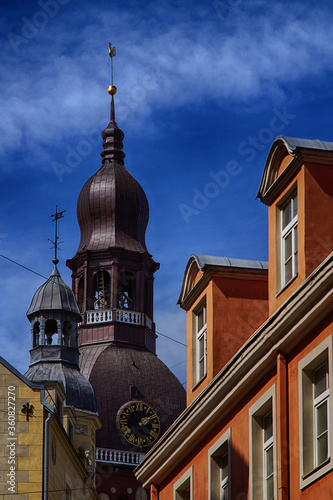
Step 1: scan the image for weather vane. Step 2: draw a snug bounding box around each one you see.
[49,205,66,264]
[108,42,117,96]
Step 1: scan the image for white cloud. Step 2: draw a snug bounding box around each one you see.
[1,2,333,165]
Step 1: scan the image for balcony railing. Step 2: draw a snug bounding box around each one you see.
[86,308,142,326]
[96,447,145,465]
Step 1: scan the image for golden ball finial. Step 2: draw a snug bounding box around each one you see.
[108,85,117,96]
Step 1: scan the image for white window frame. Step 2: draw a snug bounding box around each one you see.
[313,361,329,467]
[299,335,333,489]
[193,298,207,386]
[263,411,274,500]
[208,428,231,500]
[249,385,277,500]
[174,466,193,500]
[280,191,298,288]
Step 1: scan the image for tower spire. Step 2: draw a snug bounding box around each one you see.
[108,42,117,122]
[49,205,66,265]
[100,42,125,164]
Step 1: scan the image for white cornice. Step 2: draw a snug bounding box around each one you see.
[136,253,333,486]
[257,136,333,205]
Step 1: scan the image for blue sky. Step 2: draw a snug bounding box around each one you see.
[1,0,333,386]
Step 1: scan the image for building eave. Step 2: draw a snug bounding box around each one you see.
[136,252,333,487]
[257,135,333,205]
[178,254,268,310]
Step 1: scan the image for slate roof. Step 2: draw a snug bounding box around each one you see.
[192,254,268,270]
[25,360,99,413]
[275,135,333,153]
[27,265,81,319]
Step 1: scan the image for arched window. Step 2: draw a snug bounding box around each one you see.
[93,271,111,310]
[77,276,84,312]
[45,319,57,345]
[144,278,150,316]
[33,322,40,347]
[62,321,72,346]
[118,270,135,310]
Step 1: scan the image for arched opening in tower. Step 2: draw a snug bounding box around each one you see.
[62,321,72,346]
[118,270,136,310]
[33,321,40,347]
[77,275,84,312]
[93,271,111,310]
[45,319,58,345]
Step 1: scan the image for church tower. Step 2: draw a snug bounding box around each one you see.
[66,45,185,498]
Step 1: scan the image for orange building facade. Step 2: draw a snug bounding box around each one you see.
[135,135,333,499]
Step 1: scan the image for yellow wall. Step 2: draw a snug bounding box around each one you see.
[48,416,99,500]
[0,363,44,500]
[0,361,100,500]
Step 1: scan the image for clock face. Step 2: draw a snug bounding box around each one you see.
[117,401,161,448]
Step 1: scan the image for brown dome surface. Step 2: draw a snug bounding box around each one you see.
[79,344,186,451]
[76,160,149,253]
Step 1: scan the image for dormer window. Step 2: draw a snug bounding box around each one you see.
[280,191,298,288]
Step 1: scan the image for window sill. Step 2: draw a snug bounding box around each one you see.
[303,458,330,480]
[192,374,207,392]
[276,274,298,298]
[301,458,331,489]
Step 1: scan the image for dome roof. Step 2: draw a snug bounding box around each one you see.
[75,95,149,254]
[76,161,149,253]
[79,344,186,450]
[25,362,99,413]
[27,265,81,319]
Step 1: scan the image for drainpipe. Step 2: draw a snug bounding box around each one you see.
[277,351,289,500]
[43,412,54,500]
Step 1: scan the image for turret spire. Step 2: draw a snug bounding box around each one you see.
[101,43,125,164]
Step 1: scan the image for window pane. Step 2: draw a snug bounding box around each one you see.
[198,337,204,358]
[284,233,292,259]
[314,362,328,397]
[285,259,292,284]
[293,194,297,217]
[199,359,205,379]
[184,488,190,500]
[317,401,328,436]
[294,226,298,274]
[317,432,328,465]
[221,452,228,480]
[264,412,273,441]
[282,201,291,229]
[266,475,274,500]
[197,308,204,331]
[266,445,273,476]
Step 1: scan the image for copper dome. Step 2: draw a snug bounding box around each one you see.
[76,160,149,253]
[76,96,149,254]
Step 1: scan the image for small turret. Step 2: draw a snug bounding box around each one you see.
[25,208,98,414]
